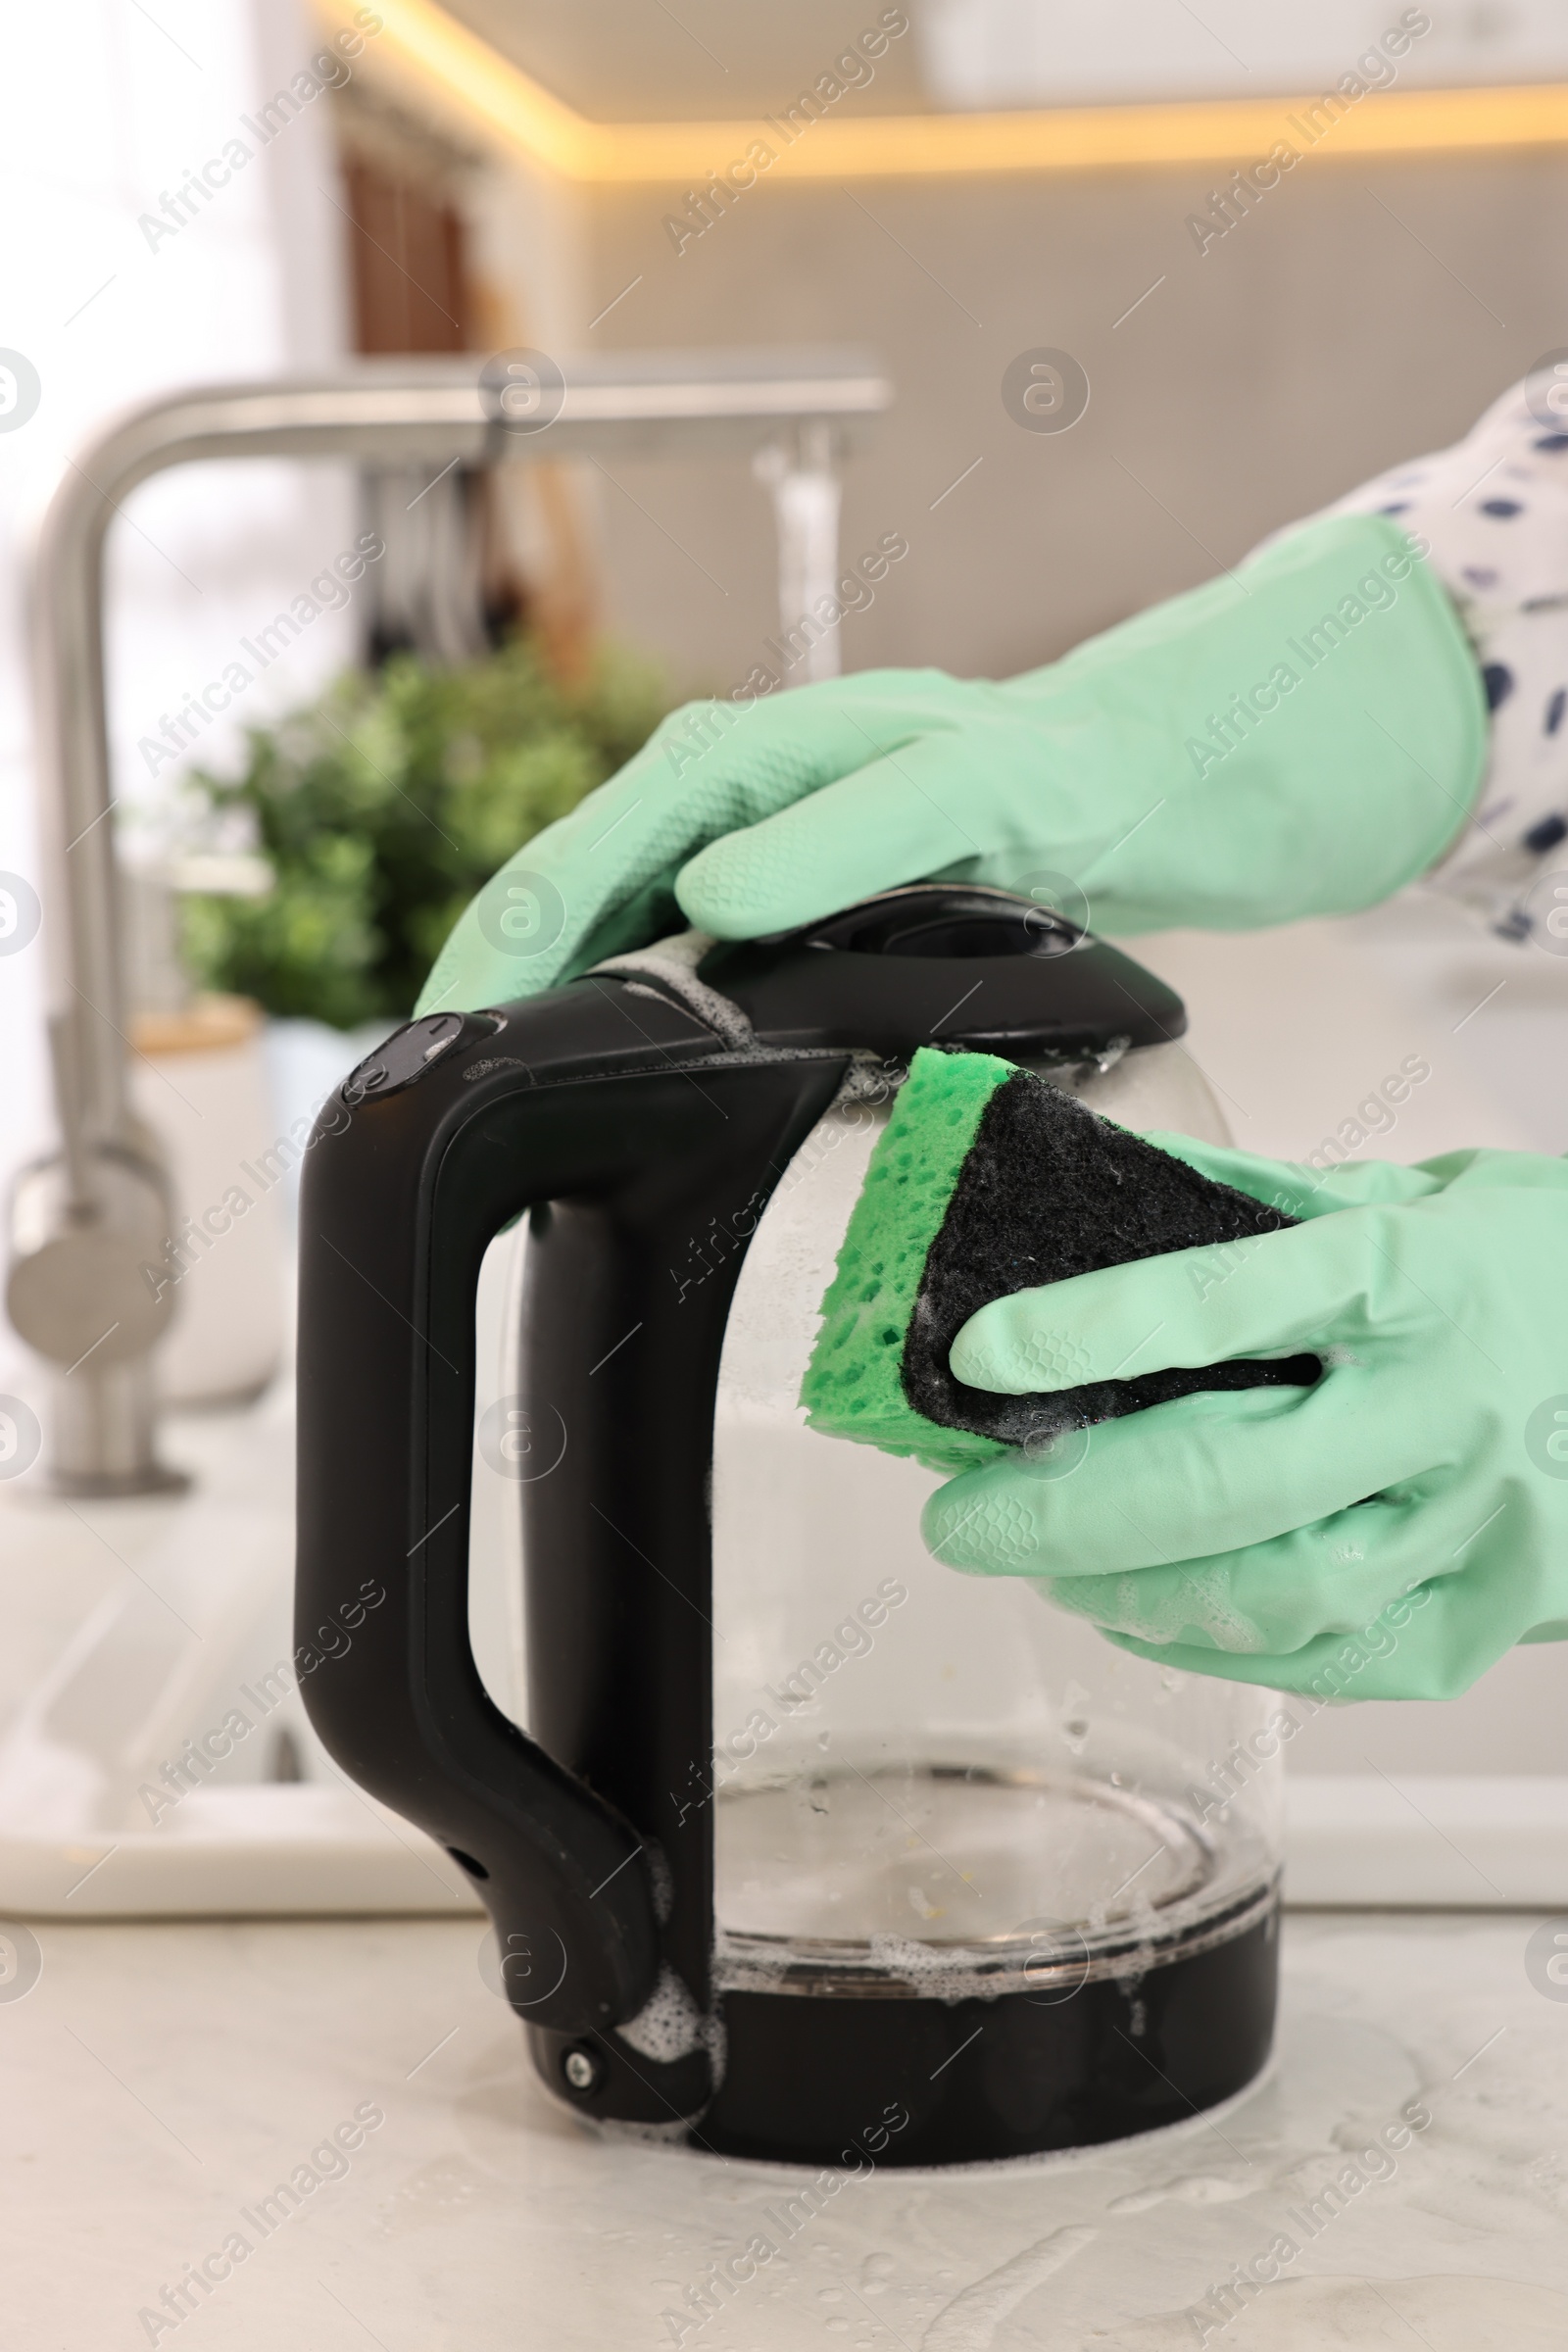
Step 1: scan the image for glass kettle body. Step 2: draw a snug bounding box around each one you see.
[295,887,1281,2167]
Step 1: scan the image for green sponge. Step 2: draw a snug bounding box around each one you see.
[802,1048,1010,1474]
[801,1046,1317,1476]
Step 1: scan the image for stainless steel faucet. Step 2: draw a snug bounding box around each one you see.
[6,352,891,1494]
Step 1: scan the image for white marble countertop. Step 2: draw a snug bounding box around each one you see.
[9,1908,1567,2349]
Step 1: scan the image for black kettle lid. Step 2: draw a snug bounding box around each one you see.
[696,884,1184,1061]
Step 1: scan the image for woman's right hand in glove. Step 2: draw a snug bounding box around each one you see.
[416,512,1483,1017]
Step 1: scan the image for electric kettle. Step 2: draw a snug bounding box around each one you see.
[296,885,1282,2167]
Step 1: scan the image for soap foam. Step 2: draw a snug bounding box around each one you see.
[1040,1565,1267,1653]
[617,1964,704,2063]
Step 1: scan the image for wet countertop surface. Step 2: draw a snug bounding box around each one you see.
[9,1909,1567,2348]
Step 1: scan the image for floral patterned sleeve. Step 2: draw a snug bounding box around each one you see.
[1316,368,1568,940]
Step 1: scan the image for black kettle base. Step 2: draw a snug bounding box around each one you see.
[694,1896,1278,2169]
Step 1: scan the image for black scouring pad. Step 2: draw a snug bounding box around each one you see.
[802,1046,1319,1474]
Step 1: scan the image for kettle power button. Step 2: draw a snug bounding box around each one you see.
[344,1012,470,1104]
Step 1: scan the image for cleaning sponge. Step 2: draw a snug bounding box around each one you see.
[801,1046,1318,1475]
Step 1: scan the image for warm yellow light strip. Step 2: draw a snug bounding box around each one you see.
[318,0,1568,179]
[323,0,590,173]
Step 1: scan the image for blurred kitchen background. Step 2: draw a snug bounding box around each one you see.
[4,0,1568,1893]
[9,0,1568,1185]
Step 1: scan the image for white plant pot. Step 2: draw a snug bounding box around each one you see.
[129,996,289,1408]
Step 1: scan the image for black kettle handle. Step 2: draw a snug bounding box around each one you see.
[294,977,843,2035]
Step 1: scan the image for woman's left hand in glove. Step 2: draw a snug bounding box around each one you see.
[921,1138,1568,1700]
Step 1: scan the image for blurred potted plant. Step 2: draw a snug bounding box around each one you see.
[134,633,667,1400]
[178,633,669,1029]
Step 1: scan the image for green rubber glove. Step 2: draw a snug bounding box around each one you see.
[416,512,1484,1014]
[921,1138,1568,1701]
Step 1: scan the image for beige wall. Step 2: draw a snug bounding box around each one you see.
[577,145,1568,696]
